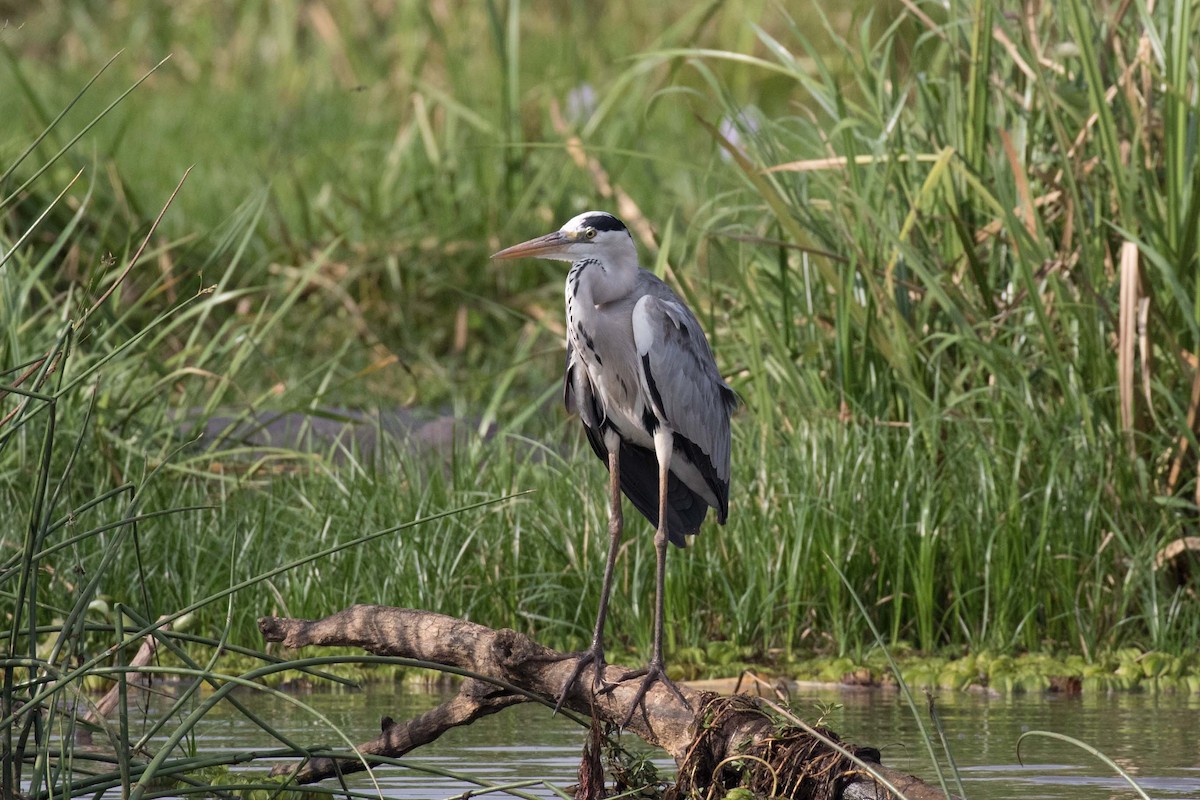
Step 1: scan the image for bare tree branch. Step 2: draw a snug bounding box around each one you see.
[259,605,952,800]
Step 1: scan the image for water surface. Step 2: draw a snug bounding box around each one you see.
[167,683,1200,799]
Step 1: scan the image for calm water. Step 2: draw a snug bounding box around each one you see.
[144,683,1199,799]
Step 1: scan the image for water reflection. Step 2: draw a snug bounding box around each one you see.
[163,684,1200,799]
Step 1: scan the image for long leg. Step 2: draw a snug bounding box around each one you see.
[593,443,624,668]
[613,430,689,726]
[552,430,623,712]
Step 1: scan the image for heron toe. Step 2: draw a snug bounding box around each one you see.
[604,659,690,728]
[551,645,611,715]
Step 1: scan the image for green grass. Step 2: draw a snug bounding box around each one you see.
[4,0,1200,737]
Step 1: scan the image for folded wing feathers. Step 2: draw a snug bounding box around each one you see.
[632,291,732,517]
[563,274,734,544]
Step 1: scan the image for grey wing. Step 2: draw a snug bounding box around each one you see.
[632,292,736,522]
[567,336,705,539]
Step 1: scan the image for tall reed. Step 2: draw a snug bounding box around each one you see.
[626,0,1200,657]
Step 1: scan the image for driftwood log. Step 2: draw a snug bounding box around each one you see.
[258,605,950,800]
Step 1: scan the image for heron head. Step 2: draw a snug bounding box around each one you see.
[491,211,635,264]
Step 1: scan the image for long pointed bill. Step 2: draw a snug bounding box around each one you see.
[490,231,571,260]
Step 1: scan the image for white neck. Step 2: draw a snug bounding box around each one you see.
[574,246,638,306]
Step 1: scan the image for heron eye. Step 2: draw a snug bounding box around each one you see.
[584,228,597,240]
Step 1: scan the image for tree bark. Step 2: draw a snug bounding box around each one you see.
[258,605,952,800]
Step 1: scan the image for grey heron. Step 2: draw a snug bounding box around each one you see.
[492,211,736,721]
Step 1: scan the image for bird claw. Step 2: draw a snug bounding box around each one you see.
[600,659,690,728]
[547,646,611,715]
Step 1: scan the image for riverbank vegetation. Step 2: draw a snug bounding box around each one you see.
[5,0,1200,699]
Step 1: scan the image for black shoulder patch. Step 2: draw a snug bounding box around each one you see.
[641,353,666,416]
[641,406,659,435]
[582,213,627,233]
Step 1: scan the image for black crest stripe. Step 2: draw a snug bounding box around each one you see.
[581,213,627,233]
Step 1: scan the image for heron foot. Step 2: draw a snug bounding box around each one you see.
[601,658,690,728]
[536,645,611,715]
